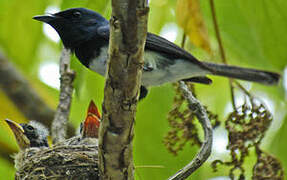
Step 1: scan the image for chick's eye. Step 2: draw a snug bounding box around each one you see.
[26,125,34,131]
[73,11,81,18]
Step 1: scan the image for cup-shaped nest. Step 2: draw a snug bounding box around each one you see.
[15,136,99,180]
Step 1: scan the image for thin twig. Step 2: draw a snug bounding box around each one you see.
[0,51,75,136]
[210,0,226,64]
[168,33,212,179]
[168,81,213,180]
[181,34,186,48]
[0,51,76,160]
[234,81,252,99]
[51,48,75,144]
[229,79,236,109]
[209,0,236,109]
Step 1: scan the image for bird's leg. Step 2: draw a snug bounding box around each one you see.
[139,86,148,100]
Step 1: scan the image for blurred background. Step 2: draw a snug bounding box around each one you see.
[0,0,286,179]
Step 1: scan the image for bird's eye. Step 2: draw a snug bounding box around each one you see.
[73,11,82,18]
[26,125,34,131]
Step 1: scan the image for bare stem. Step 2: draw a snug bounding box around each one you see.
[51,48,75,144]
[181,33,186,48]
[229,79,236,109]
[168,81,213,180]
[209,0,236,109]
[0,51,75,160]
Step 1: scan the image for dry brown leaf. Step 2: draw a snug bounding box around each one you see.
[176,0,211,53]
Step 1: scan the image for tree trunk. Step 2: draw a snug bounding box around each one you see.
[98,0,149,179]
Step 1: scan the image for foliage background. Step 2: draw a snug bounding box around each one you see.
[0,0,286,179]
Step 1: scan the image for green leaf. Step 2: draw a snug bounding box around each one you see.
[0,0,47,72]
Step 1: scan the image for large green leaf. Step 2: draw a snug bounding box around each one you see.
[200,0,287,70]
[0,0,47,72]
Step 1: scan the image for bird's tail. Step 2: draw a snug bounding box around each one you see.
[203,62,280,85]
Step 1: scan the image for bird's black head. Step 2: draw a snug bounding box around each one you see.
[33,8,108,49]
[5,119,49,150]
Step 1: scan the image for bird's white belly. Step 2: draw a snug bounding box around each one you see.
[88,47,209,87]
[88,46,108,76]
[141,51,209,87]
[141,59,208,87]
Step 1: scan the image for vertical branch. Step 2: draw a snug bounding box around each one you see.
[98,0,149,179]
[209,0,236,109]
[0,51,76,137]
[51,48,75,144]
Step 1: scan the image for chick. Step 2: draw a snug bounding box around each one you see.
[80,100,101,138]
[58,100,101,146]
[5,119,49,170]
[5,119,49,150]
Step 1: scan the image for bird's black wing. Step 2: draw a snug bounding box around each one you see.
[96,25,110,40]
[145,33,210,70]
[97,25,211,71]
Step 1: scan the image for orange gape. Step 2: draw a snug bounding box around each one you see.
[82,100,101,138]
[87,100,101,119]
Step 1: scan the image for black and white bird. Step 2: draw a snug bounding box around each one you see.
[34,8,280,99]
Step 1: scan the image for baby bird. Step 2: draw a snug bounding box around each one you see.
[6,117,99,179]
[5,119,49,150]
[59,100,101,146]
[5,119,49,171]
[81,100,101,138]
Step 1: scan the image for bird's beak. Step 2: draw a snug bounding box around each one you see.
[82,114,100,138]
[5,119,30,150]
[88,100,101,119]
[81,100,101,138]
[33,14,58,23]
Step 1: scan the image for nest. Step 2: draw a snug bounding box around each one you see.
[15,137,99,180]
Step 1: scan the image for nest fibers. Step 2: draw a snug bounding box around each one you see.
[14,137,98,180]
